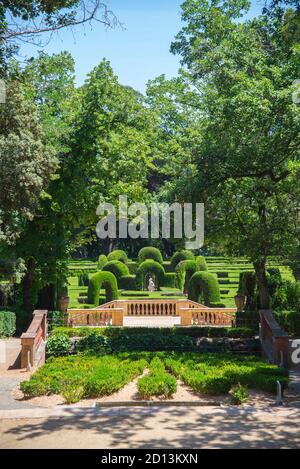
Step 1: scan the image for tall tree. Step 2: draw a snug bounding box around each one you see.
[170,0,300,308]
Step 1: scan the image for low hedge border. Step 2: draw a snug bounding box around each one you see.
[0,310,16,337]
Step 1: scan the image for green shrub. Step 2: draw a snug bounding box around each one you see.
[78,273,89,286]
[176,260,198,292]
[137,357,177,399]
[235,310,260,330]
[102,260,129,280]
[188,271,224,307]
[163,272,176,288]
[108,250,128,264]
[76,333,111,354]
[87,271,118,306]
[62,385,85,404]
[195,256,208,272]
[229,383,249,405]
[47,333,71,357]
[138,247,163,265]
[48,311,64,330]
[238,272,258,310]
[0,310,16,337]
[170,250,194,270]
[127,261,138,274]
[109,332,194,352]
[273,310,300,337]
[136,260,165,290]
[119,275,137,290]
[97,255,108,270]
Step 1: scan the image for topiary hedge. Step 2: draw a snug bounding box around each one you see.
[107,250,128,264]
[138,247,163,265]
[176,260,198,292]
[0,310,16,337]
[87,271,118,306]
[195,256,208,272]
[188,271,224,307]
[78,273,89,287]
[119,275,137,290]
[97,255,108,270]
[163,272,177,288]
[170,250,194,270]
[102,260,129,280]
[136,260,165,290]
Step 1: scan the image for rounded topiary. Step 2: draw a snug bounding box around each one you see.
[176,260,198,293]
[107,250,128,264]
[119,275,137,290]
[88,271,118,306]
[188,271,224,307]
[97,254,108,270]
[136,260,165,290]
[170,250,194,270]
[138,247,163,265]
[195,256,208,272]
[102,260,129,280]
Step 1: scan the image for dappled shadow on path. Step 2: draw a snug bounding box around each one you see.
[3,406,300,449]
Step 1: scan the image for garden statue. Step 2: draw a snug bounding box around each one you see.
[148,276,156,292]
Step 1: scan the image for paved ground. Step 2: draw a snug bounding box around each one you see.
[0,372,35,411]
[1,406,300,449]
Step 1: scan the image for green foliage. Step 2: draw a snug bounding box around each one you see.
[138,247,163,265]
[229,383,249,405]
[188,271,224,307]
[97,255,108,270]
[0,310,16,337]
[87,271,118,306]
[20,354,147,401]
[119,275,137,290]
[171,250,194,270]
[109,332,194,352]
[163,272,176,288]
[176,260,198,292]
[235,310,260,330]
[78,273,89,287]
[239,272,258,310]
[196,256,208,272]
[165,353,289,395]
[136,260,165,290]
[102,261,129,280]
[46,333,71,357]
[273,310,300,337]
[107,250,128,264]
[76,333,111,354]
[137,357,177,399]
[47,311,64,330]
[127,261,138,274]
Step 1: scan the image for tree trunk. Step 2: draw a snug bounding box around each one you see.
[254,260,270,310]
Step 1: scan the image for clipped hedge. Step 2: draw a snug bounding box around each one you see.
[127,261,138,274]
[163,272,176,288]
[107,250,128,264]
[238,272,257,310]
[119,275,137,290]
[138,247,163,265]
[137,357,177,398]
[87,271,118,306]
[195,256,208,272]
[188,271,224,307]
[102,260,129,280]
[170,250,194,270]
[0,310,16,337]
[97,255,108,270]
[78,273,89,287]
[176,260,198,292]
[235,310,260,330]
[273,310,300,337]
[136,260,165,290]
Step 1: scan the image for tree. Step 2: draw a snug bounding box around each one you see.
[170,0,300,308]
[0,79,57,244]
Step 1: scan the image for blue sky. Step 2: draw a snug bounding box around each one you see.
[17,0,265,93]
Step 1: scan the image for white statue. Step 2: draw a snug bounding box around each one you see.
[148,276,156,292]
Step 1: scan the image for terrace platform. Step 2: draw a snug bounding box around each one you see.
[67,299,237,327]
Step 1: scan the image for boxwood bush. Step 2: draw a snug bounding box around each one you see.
[0,310,16,337]
[107,250,128,264]
[176,260,198,292]
[170,250,194,270]
[188,271,225,307]
[102,260,129,280]
[136,260,165,290]
[97,254,108,270]
[163,272,176,288]
[138,247,163,265]
[87,271,119,305]
[137,357,177,399]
